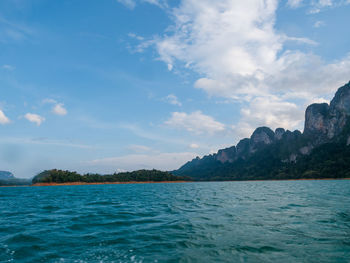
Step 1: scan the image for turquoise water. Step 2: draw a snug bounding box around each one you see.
[1,181,350,263]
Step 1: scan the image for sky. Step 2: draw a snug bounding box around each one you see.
[0,0,350,178]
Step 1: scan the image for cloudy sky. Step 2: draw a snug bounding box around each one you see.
[1,0,349,178]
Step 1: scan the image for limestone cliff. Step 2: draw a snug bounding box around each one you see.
[175,81,350,180]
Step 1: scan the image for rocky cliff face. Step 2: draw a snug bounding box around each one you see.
[275,128,285,140]
[176,81,350,176]
[216,146,236,163]
[304,81,350,144]
[215,127,278,164]
[304,103,329,137]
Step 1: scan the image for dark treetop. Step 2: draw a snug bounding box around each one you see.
[32,169,190,184]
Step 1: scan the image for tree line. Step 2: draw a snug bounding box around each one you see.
[32,169,190,184]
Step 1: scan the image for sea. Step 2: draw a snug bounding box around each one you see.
[0,180,350,263]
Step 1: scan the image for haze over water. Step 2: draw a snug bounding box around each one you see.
[1,180,350,262]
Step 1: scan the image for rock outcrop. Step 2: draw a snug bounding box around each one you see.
[175,81,350,180]
[303,81,350,144]
[304,103,329,137]
[275,128,285,140]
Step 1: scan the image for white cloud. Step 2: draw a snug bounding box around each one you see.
[52,103,67,116]
[165,111,225,135]
[117,0,136,9]
[307,0,350,13]
[313,20,325,28]
[0,109,10,124]
[2,64,15,71]
[116,0,167,9]
[128,32,144,41]
[147,0,350,134]
[283,36,318,46]
[309,0,333,13]
[43,99,68,116]
[155,0,283,79]
[164,94,182,106]
[235,95,304,138]
[0,15,34,43]
[189,143,199,149]
[143,0,167,8]
[287,0,304,8]
[86,152,197,172]
[42,98,57,104]
[287,0,342,11]
[1,136,94,149]
[127,144,152,153]
[24,113,45,126]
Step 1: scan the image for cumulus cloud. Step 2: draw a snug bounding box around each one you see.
[24,113,45,126]
[86,152,197,172]
[52,103,67,116]
[147,0,350,134]
[189,143,199,149]
[164,94,182,106]
[165,111,225,135]
[155,1,283,81]
[0,109,10,124]
[43,99,68,116]
[234,95,305,138]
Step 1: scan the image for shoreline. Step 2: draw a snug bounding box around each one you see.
[221,178,350,183]
[1,177,350,187]
[31,181,191,186]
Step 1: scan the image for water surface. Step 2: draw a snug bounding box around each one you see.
[1,180,350,262]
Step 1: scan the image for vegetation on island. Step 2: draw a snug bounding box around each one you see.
[174,141,350,181]
[173,115,350,181]
[173,118,350,181]
[5,82,350,185]
[32,169,190,184]
[173,82,350,181]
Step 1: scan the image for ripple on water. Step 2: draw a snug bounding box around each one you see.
[0,181,350,262]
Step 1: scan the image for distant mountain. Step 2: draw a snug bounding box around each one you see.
[0,171,15,180]
[173,81,350,181]
[0,171,32,186]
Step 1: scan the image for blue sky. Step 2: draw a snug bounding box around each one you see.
[1,0,349,178]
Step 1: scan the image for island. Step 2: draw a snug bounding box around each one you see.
[31,169,190,186]
[3,81,350,186]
